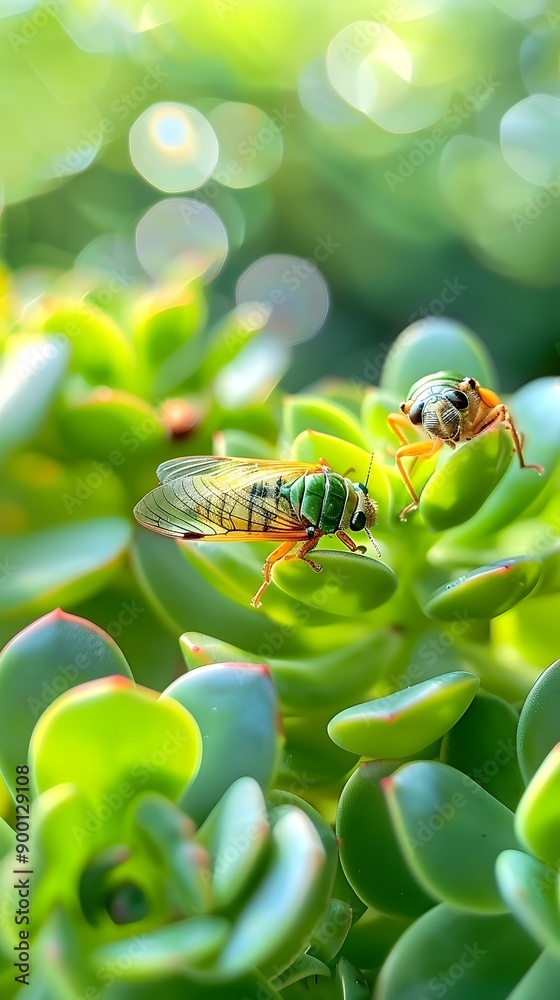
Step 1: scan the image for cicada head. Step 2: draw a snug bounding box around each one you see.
[400,371,473,443]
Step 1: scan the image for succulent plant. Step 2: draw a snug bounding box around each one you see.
[1,278,560,997]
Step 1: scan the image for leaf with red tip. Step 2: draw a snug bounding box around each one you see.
[30,678,202,833]
[0,610,132,797]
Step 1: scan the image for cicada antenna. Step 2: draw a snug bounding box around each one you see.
[365,452,374,490]
[365,526,381,558]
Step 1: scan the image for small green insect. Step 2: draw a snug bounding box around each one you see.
[134,455,380,607]
[389,371,544,519]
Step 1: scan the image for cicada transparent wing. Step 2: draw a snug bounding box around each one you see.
[133,456,325,542]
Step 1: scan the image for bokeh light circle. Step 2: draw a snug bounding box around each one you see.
[207,103,283,189]
[500,95,560,186]
[236,254,329,346]
[130,103,219,192]
[327,22,412,113]
[136,198,228,283]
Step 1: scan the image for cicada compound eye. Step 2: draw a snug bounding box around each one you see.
[444,389,469,410]
[408,399,425,426]
[350,509,366,532]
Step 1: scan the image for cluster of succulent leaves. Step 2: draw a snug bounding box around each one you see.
[1,272,560,997]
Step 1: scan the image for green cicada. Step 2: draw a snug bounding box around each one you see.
[134,456,379,607]
[389,370,544,520]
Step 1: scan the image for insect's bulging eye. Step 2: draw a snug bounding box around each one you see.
[444,389,469,409]
[408,400,425,425]
[350,510,366,532]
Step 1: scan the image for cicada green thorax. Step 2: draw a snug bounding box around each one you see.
[403,370,473,443]
[280,472,376,536]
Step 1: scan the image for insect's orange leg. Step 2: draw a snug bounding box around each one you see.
[337,530,359,552]
[471,403,544,474]
[395,438,444,520]
[387,412,414,447]
[251,537,323,608]
[251,540,299,608]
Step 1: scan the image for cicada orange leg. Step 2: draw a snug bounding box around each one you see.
[251,536,322,608]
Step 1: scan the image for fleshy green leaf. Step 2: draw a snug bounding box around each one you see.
[216,807,328,977]
[58,389,163,461]
[341,908,413,972]
[517,658,560,783]
[328,671,479,758]
[496,850,560,952]
[30,678,202,819]
[376,904,539,1000]
[419,428,512,531]
[423,557,541,622]
[0,609,132,797]
[379,318,497,398]
[197,777,270,909]
[42,300,135,388]
[515,744,560,867]
[383,761,518,912]
[441,693,523,810]
[95,917,230,979]
[506,950,560,1000]
[337,760,433,918]
[162,663,281,825]
[283,396,367,449]
[273,550,398,617]
[308,898,352,964]
[0,335,69,463]
[0,517,132,619]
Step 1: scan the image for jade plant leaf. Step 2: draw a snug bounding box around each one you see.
[95,916,230,979]
[58,389,164,462]
[42,300,135,388]
[496,849,560,951]
[162,663,281,825]
[423,557,542,622]
[506,951,560,1000]
[0,517,132,620]
[337,760,434,918]
[515,744,560,867]
[419,428,512,531]
[216,807,328,978]
[341,908,413,973]
[181,538,339,626]
[0,609,132,797]
[197,777,270,910]
[0,335,69,463]
[441,692,523,810]
[517,658,560,783]
[283,396,367,449]
[30,677,202,818]
[328,671,479,759]
[383,761,518,912]
[308,898,352,964]
[379,317,497,398]
[375,904,539,1000]
[273,550,398,617]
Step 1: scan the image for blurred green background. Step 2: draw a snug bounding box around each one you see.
[1,0,559,392]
